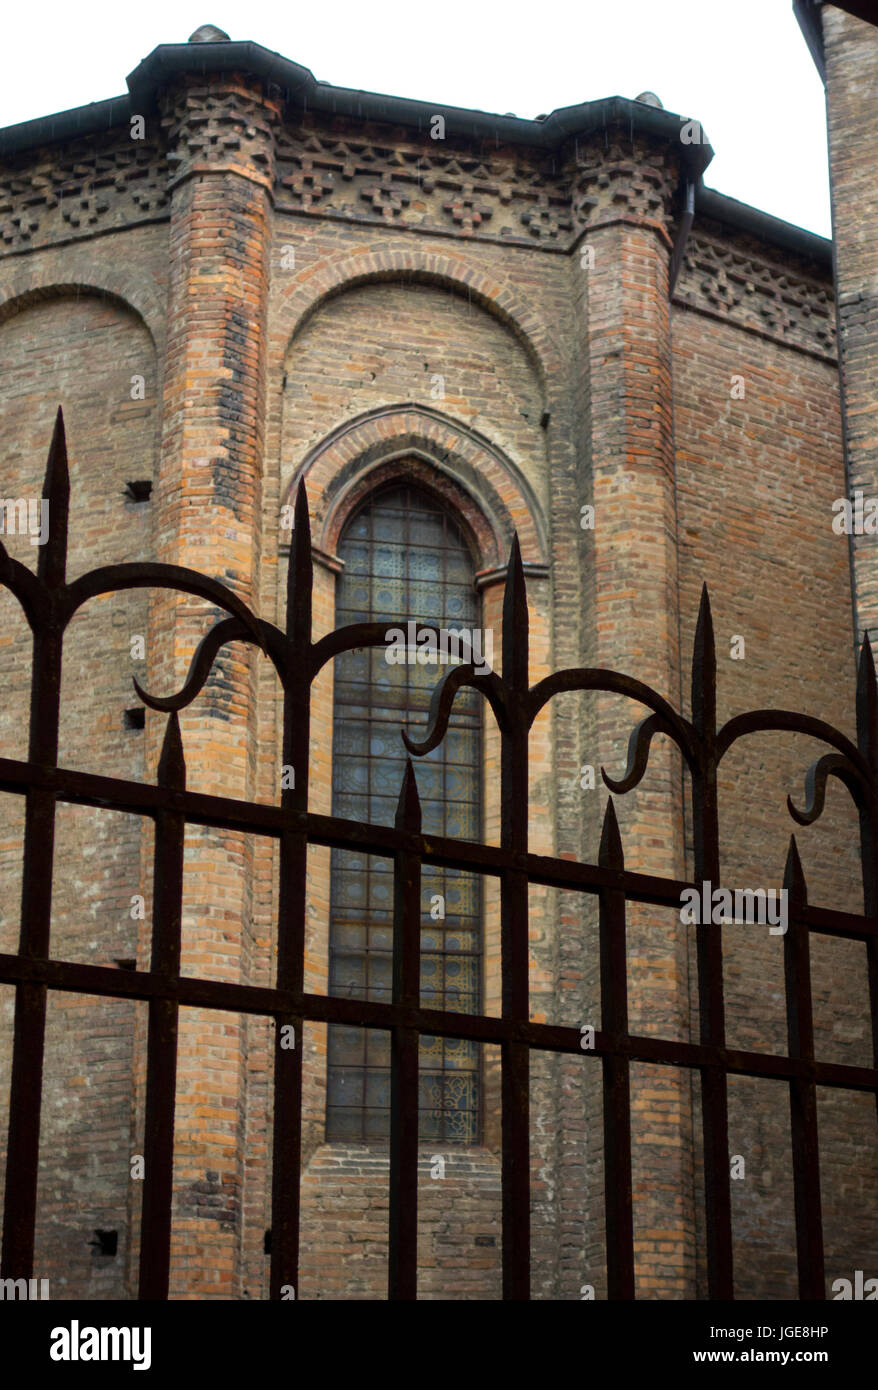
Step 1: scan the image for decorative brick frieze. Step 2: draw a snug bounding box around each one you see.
[675,226,836,359]
[0,132,169,252]
[273,120,575,244]
[571,137,678,239]
[443,188,494,233]
[160,77,282,192]
[0,109,837,391]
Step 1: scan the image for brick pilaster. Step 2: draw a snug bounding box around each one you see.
[574,135,695,1296]
[822,5,878,651]
[142,70,280,1296]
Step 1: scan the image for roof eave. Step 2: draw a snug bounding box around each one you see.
[0,38,828,264]
[0,95,133,156]
[696,185,832,267]
[794,0,826,83]
[0,39,712,182]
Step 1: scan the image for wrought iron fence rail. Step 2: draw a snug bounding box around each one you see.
[0,411,875,1302]
[3,753,877,941]
[0,948,874,1089]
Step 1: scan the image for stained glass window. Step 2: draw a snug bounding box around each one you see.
[326,482,482,1143]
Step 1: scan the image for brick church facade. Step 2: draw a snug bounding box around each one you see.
[0,5,876,1298]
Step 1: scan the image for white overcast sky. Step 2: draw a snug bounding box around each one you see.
[0,0,831,237]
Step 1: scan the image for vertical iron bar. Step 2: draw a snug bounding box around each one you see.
[855,636,878,1122]
[783,837,825,1300]
[500,535,531,1300]
[388,760,421,1299]
[1,409,68,1281]
[690,586,734,1299]
[138,714,186,1299]
[270,482,310,1301]
[5,410,875,1305]
[598,799,635,1298]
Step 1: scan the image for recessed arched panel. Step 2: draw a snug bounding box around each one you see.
[273,247,562,391]
[279,274,551,536]
[0,291,159,567]
[279,404,549,570]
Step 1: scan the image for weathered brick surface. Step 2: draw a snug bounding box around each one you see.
[823,5,878,648]
[138,73,282,1298]
[577,160,695,1296]
[811,0,878,1301]
[0,26,874,1300]
[671,294,876,1296]
[0,283,161,1297]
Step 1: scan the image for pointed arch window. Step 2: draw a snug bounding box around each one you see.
[326,482,482,1143]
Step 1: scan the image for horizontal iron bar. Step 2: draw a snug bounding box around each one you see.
[803,902,878,941]
[2,756,874,934]
[0,952,875,1094]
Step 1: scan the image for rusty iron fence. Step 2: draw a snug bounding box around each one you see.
[0,409,876,1299]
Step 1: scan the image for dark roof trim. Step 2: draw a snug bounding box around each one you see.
[824,0,878,25]
[795,0,878,83]
[0,38,712,181]
[0,96,133,156]
[0,38,830,266]
[697,186,831,266]
[794,0,826,82]
[125,40,714,175]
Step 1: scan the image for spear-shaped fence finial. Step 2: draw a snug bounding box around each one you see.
[157,711,186,791]
[691,582,716,737]
[502,532,528,694]
[38,406,70,588]
[286,479,313,649]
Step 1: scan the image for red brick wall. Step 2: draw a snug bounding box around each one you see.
[136,74,281,1298]
[0,288,160,1296]
[0,48,874,1300]
[579,200,693,1299]
[671,293,876,1296]
[824,4,878,646]
[811,0,878,1301]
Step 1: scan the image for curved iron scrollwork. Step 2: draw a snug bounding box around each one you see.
[1,410,875,1306]
[0,409,267,657]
